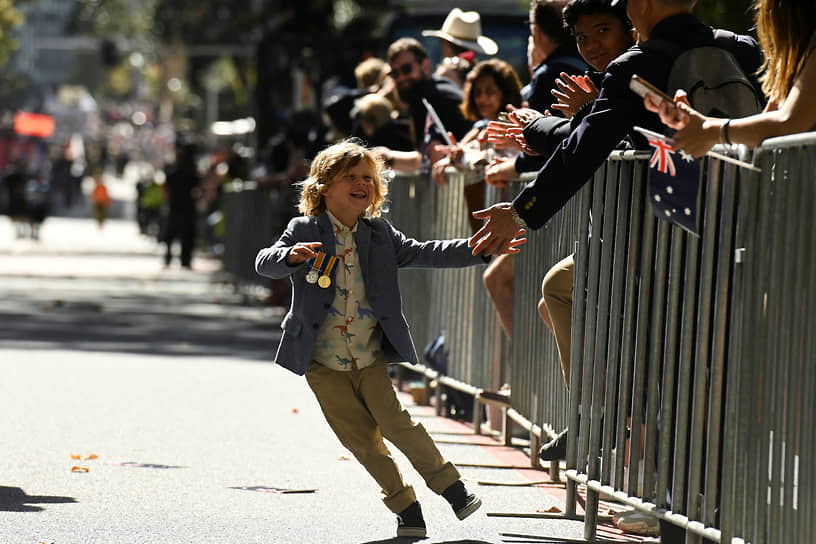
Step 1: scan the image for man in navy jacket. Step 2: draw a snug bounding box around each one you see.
[468,0,762,254]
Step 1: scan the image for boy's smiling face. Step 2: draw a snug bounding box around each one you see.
[323,160,377,227]
[574,12,634,72]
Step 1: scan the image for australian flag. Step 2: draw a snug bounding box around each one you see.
[635,127,702,236]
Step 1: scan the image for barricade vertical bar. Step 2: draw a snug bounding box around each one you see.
[584,160,621,540]
[627,210,656,497]
[703,157,739,530]
[797,143,812,544]
[766,149,791,544]
[578,166,608,503]
[566,179,594,518]
[686,156,723,538]
[802,144,816,544]
[614,157,647,491]
[657,226,684,510]
[602,157,634,489]
[670,227,698,515]
[719,149,760,543]
[779,147,805,544]
[644,219,670,505]
[749,148,776,544]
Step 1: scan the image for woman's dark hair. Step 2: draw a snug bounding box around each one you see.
[460,59,523,121]
[563,0,632,32]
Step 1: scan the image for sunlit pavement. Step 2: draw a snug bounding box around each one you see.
[0,216,644,543]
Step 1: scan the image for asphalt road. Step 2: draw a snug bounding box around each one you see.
[0,217,598,544]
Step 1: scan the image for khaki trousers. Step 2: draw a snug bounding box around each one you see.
[305,362,460,513]
[542,253,575,390]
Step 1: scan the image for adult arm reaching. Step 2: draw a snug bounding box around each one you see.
[645,31,816,157]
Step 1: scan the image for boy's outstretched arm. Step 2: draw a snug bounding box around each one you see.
[255,222,323,279]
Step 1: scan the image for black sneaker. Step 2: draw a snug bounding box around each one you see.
[396,501,426,538]
[442,480,482,520]
[538,429,568,461]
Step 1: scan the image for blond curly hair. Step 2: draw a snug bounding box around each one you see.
[298,139,389,218]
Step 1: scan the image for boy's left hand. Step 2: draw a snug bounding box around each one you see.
[287,242,322,265]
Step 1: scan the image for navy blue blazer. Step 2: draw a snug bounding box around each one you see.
[255,213,487,375]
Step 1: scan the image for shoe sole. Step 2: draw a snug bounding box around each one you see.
[396,527,427,538]
[455,497,482,520]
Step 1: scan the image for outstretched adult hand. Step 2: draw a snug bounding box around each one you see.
[468,202,527,256]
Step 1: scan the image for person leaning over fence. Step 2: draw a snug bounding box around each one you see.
[479,0,634,351]
[254,139,526,539]
[483,0,589,186]
[468,0,762,252]
[519,0,637,463]
[645,0,816,156]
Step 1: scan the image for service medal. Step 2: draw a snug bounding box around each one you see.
[306,252,326,284]
[319,256,338,289]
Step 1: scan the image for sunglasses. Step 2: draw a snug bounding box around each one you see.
[391,62,415,76]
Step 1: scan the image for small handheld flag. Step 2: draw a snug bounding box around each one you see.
[634,127,702,236]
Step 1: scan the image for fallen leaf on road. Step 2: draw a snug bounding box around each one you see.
[537,506,562,513]
[71,453,99,460]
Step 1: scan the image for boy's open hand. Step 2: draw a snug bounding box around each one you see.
[287,242,322,265]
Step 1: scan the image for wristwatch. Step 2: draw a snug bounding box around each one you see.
[510,206,527,228]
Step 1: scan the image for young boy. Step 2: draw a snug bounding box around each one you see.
[255,139,525,538]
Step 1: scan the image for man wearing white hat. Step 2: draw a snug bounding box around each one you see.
[421,8,499,58]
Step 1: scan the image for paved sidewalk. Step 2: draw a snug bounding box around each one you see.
[0,216,652,543]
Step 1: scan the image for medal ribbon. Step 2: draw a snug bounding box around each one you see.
[311,251,326,273]
[322,256,337,279]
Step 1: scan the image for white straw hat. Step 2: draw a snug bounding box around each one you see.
[421,8,498,56]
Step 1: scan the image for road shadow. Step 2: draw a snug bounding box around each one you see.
[0,285,282,362]
[361,540,495,544]
[0,486,77,512]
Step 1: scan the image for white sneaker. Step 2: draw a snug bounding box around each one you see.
[613,509,660,536]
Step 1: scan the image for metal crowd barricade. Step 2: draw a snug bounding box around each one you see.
[221,181,281,284]
[387,170,504,397]
[719,133,816,544]
[388,164,590,457]
[219,135,814,543]
[561,147,746,541]
[563,135,816,544]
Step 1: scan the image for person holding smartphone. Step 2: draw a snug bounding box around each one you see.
[468,0,762,255]
[645,1,816,157]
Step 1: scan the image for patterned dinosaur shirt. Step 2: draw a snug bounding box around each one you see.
[312,212,385,371]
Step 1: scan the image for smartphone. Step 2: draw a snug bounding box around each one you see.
[630,75,674,106]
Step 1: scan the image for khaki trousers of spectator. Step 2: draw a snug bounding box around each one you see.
[305,361,460,513]
[542,254,575,390]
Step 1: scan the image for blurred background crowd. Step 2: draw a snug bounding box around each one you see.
[0,0,750,261]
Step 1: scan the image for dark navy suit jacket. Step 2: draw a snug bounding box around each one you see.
[513,14,763,229]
